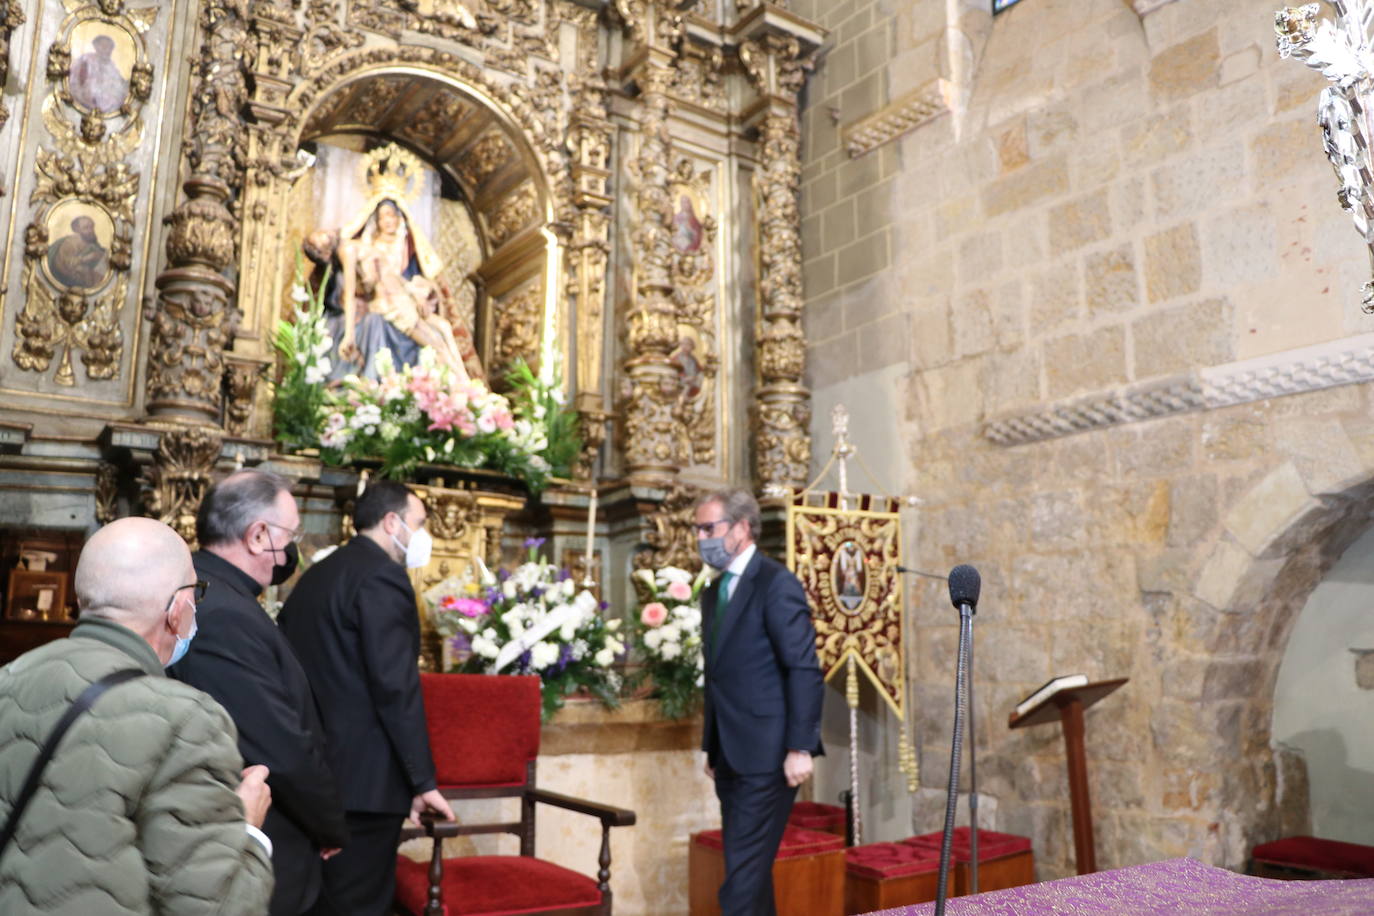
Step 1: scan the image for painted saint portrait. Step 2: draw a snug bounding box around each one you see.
[44,202,113,292]
[669,326,704,401]
[68,22,134,114]
[671,193,704,253]
[832,539,866,613]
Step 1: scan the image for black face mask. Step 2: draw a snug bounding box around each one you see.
[271,541,300,586]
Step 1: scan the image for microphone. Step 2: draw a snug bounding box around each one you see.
[947,564,981,611]
[896,565,947,581]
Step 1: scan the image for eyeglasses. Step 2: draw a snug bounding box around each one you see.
[165,579,208,614]
[693,519,731,537]
[263,521,304,544]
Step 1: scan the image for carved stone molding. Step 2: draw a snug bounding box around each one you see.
[141,425,224,544]
[982,333,1374,446]
[1128,0,1181,16]
[143,0,250,423]
[842,79,950,159]
[633,480,703,574]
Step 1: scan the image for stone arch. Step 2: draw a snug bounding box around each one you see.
[1184,454,1374,862]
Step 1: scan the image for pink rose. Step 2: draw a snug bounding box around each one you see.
[666,580,692,602]
[640,602,668,628]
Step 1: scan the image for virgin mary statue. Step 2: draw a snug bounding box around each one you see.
[324,144,483,382]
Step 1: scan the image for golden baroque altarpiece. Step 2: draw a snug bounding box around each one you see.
[0,0,825,611]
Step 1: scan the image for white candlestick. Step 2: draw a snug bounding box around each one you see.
[583,489,598,586]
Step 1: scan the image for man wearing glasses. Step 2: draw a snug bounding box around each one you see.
[0,517,274,914]
[695,487,824,916]
[171,470,349,916]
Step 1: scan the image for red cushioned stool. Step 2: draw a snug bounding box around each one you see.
[789,801,847,838]
[904,827,1034,896]
[843,842,953,914]
[1250,836,1374,880]
[689,826,845,916]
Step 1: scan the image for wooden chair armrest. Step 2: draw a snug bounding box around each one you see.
[527,787,636,827]
[419,814,465,839]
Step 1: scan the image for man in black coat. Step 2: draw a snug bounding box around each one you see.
[697,487,825,916]
[170,469,349,916]
[278,480,454,916]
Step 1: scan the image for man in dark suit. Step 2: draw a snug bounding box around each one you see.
[170,469,349,916]
[278,480,454,916]
[696,487,825,916]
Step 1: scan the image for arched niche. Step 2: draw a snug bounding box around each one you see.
[235,60,560,393]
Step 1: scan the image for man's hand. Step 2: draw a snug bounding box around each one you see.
[236,765,272,828]
[320,847,342,861]
[409,789,455,826]
[783,750,813,788]
[703,760,715,780]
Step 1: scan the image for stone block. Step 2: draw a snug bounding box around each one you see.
[1219,44,1261,87]
[1221,461,1312,559]
[801,213,822,258]
[991,278,1026,349]
[804,290,844,341]
[1195,536,1251,611]
[982,155,1070,217]
[824,40,858,92]
[1049,190,1112,254]
[855,22,894,74]
[803,252,837,300]
[1029,262,1083,334]
[807,332,860,390]
[836,229,890,287]
[1132,297,1234,378]
[857,310,910,372]
[1148,28,1220,103]
[1353,649,1374,690]
[1085,245,1138,316]
[1202,203,1279,289]
[995,117,1030,174]
[838,148,886,198]
[802,169,838,216]
[840,72,885,123]
[1273,71,1320,115]
[1167,474,1219,548]
[910,358,985,432]
[1251,117,1319,185]
[855,180,894,239]
[958,231,1003,285]
[1122,106,1193,167]
[821,198,857,253]
[1201,409,1269,462]
[982,345,1042,413]
[1144,222,1202,303]
[954,287,995,358]
[1043,325,1127,399]
[1151,143,1247,221]
[910,304,952,371]
[1196,78,1268,145]
[1112,176,1144,228]
[1273,416,1366,497]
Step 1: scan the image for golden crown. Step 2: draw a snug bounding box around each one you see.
[359,143,424,205]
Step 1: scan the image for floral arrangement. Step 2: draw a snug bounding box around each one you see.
[629,565,709,720]
[271,259,334,452]
[425,540,625,720]
[270,271,579,492]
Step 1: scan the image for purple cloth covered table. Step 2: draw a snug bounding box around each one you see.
[865,857,1374,915]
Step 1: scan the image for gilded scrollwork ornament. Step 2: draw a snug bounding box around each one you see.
[141,425,224,544]
[95,461,121,525]
[632,480,703,574]
[0,1,23,138]
[492,283,544,376]
[423,489,482,542]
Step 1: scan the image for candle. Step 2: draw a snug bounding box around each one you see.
[583,489,598,585]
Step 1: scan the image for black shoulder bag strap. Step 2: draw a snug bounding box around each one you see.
[0,668,145,860]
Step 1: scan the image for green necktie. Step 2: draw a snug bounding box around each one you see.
[710,572,735,656]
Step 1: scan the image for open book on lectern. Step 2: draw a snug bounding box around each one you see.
[1014,673,1088,718]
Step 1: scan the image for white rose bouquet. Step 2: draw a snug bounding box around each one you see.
[629,564,709,720]
[425,538,625,720]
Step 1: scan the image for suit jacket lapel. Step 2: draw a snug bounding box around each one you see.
[711,550,761,661]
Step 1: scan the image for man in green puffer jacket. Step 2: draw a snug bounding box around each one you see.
[0,517,276,915]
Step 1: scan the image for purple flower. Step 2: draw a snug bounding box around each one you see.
[557,568,572,582]
[524,537,546,549]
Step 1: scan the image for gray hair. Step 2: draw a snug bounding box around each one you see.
[699,487,761,540]
[197,469,292,547]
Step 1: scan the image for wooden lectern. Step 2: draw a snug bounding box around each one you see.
[1007,678,1127,875]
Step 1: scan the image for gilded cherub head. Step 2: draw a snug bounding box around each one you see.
[1275,4,1320,59]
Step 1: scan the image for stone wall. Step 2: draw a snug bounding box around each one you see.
[799,0,1374,878]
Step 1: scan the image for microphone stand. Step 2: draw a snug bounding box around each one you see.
[935,569,980,916]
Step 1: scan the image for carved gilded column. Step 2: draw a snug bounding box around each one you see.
[143,0,250,424]
[0,2,23,143]
[567,11,614,482]
[741,33,814,493]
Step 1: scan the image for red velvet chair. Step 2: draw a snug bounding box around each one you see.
[394,674,636,916]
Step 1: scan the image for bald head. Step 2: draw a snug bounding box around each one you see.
[76,517,192,623]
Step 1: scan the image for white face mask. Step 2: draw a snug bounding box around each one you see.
[391,518,433,569]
